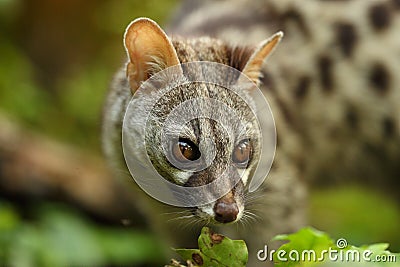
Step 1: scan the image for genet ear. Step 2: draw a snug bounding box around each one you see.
[242,31,283,86]
[124,17,181,93]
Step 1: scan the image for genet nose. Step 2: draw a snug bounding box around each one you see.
[213,200,239,223]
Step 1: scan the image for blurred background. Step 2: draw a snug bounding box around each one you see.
[0,0,399,266]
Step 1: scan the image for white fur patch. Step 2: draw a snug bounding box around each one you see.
[198,203,215,217]
[174,171,192,185]
[240,168,252,186]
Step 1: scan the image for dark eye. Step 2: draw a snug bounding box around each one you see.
[232,139,252,167]
[172,138,201,162]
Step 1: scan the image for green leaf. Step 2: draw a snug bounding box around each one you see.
[273,227,399,267]
[272,227,333,267]
[174,227,248,267]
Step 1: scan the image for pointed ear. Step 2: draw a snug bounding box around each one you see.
[242,32,283,85]
[124,18,181,93]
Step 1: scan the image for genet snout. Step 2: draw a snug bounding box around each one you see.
[213,191,239,223]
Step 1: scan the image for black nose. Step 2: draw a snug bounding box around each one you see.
[213,201,239,223]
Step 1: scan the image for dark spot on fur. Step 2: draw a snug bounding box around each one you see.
[282,8,311,38]
[183,10,275,39]
[284,203,293,218]
[383,117,395,137]
[369,3,392,31]
[192,253,204,265]
[294,76,311,99]
[297,158,306,174]
[392,0,400,9]
[317,55,334,91]
[369,63,390,93]
[335,22,358,57]
[329,126,340,139]
[345,107,359,129]
[276,98,294,124]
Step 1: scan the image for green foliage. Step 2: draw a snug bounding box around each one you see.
[0,0,179,150]
[0,201,164,267]
[0,39,107,150]
[273,227,399,267]
[310,186,400,250]
[171,227,248,267]
[273,228,333,267]
[170,227,398,267]
[0,42,52,125]
[94,0,179,35]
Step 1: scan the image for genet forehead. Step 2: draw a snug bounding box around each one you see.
[152,82,261,141]
[166,117,259,145]
[161,81,252,103]
[157,83,257,117]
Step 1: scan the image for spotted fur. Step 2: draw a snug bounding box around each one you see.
[103,1,400,266]
[170,0,400,187]
[169,1,400,265]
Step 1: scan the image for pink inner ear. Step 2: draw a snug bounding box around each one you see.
[123,18,181,93]
[124,19,180,68]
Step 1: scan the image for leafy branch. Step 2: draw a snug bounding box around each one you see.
[168,227,399,267]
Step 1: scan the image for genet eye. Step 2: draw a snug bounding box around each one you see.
[232,139,252,167]
[172,138,201,162]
